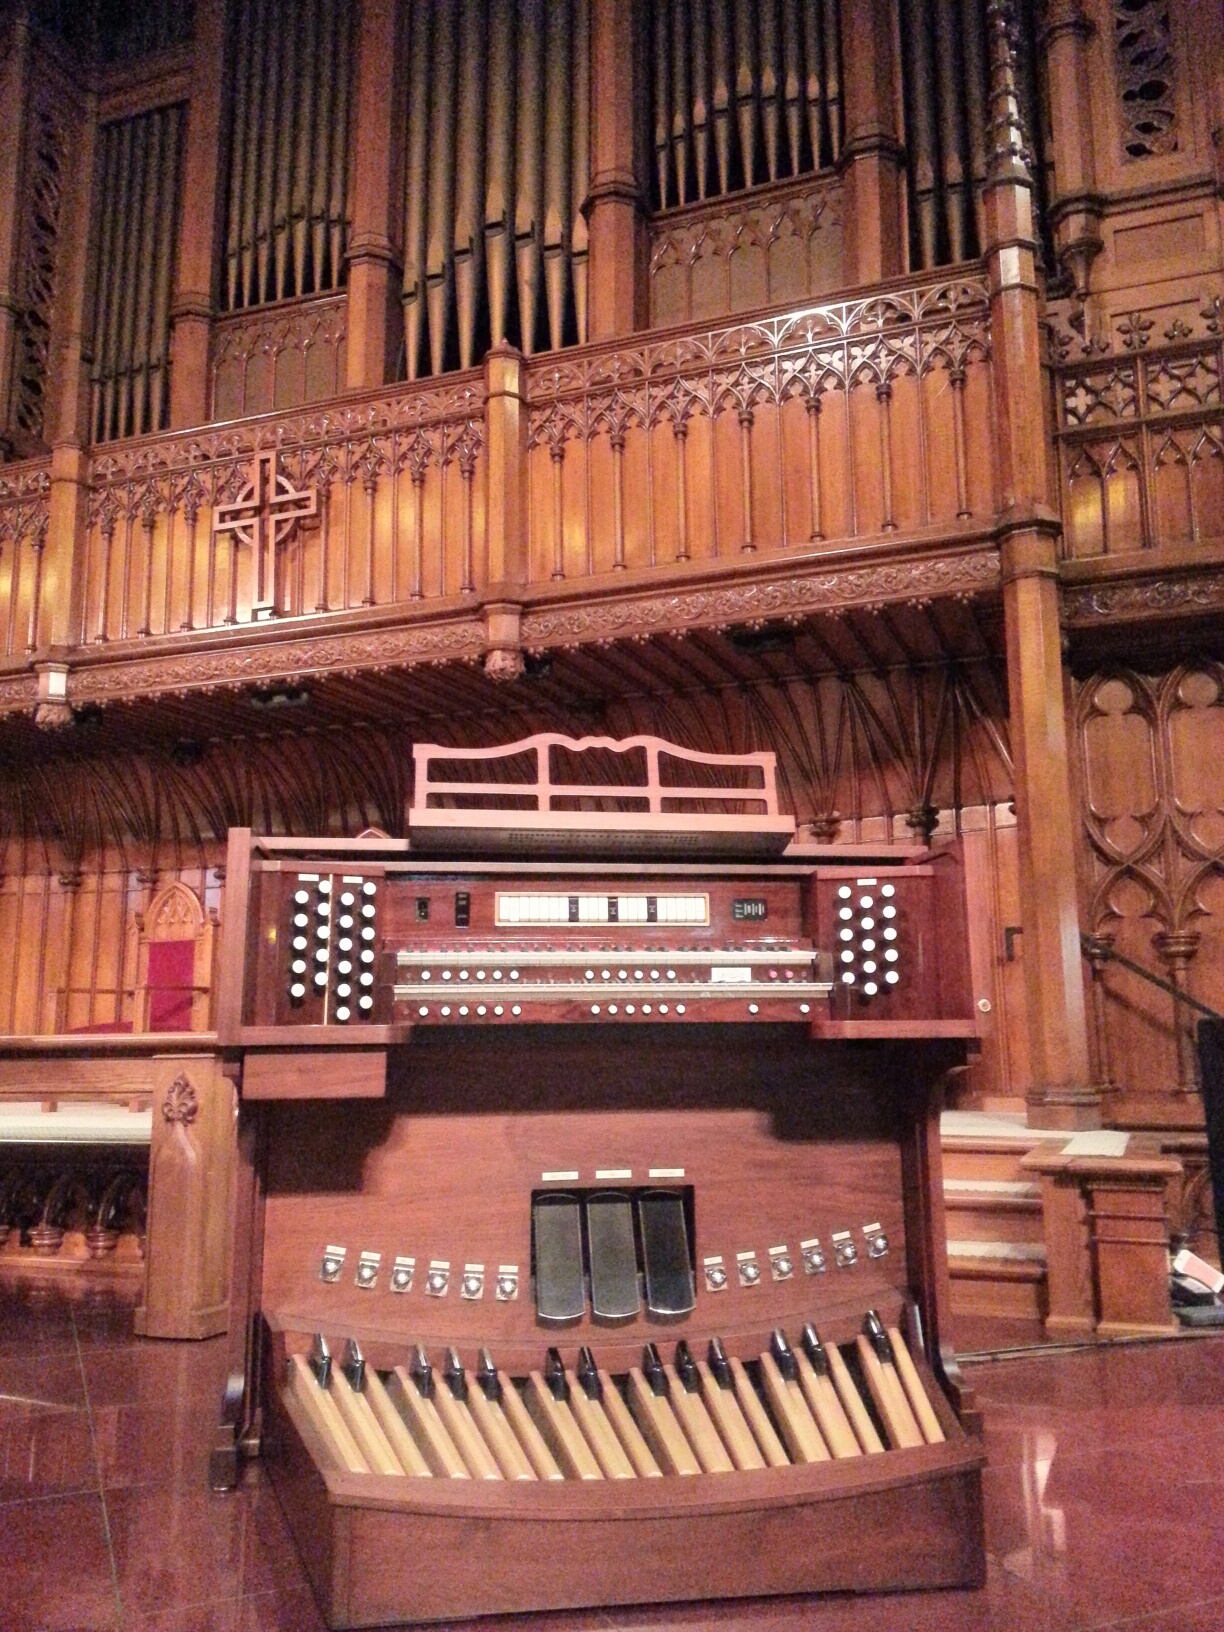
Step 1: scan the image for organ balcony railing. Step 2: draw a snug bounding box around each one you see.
[0,271,1221,691]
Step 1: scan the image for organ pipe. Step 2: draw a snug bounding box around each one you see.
[404,0,590,375]
[90,105,183,442]
[896,0,1046,270]
[219,0,352,311]
[647,0,843,210]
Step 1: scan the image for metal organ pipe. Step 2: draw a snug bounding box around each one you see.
[895,0,1039,270]
[90,105,183,443]
[220,0,352,310]
[515,0,545,356]
[647,0,843,209]
[402,0,590,374]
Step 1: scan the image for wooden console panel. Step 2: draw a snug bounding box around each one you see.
[216,806,983,1627]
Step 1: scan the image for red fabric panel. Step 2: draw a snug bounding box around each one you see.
[147,938,196,1031]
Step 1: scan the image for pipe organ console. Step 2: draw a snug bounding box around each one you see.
[214,735,986,1628]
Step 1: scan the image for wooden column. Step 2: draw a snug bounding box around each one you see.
[1041,1,1103,321]
[983,2,1093,1130]
[168,0,228,429]
[839,0,904,285]
[39,77,100,652]
[135,1054,235,1340]
[0,11,32,456]
[586,0,646,339]
[345,0,406,390]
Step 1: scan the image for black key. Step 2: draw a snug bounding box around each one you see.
[533,1193,586,1322]
[674,1340,700,1392]
[544,1346,569,1400]
[577,1346,602,1400]
[637,1190,696,1316]
[476,1348,502,1402]
[707,1337,733,1388]
[308,1332,332,1388]
[770,1328,798,1381]
[586,1191,640,1321]
[341,1337,365,1392]
[409,1344,433,1398]
[642,1342,667,1396]
[443,1348,467,1400]
[801,1323,829,1376]
[864,1309,895,1363]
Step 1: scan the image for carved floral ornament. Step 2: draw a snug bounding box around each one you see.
[162,1073,199,1127]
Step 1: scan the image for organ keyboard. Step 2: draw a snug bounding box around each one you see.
[213,734,986,1627]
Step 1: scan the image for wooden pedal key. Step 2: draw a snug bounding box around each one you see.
[487,1354,565,1481]
[795,1326,861,1459]
[856,1313,924,1450]
[466,1350,538,1479]
[665,1341,733,1472]
[627,1343,700,1475]
[566,1348,636,1479]
[695,1339,765,1470]
[525,1348,603,1480]
[329,1339,405,1475]
[886,1325,946,1445]
[388,1346,470,1478]
[286,1335,368,1475]
[435,1349,504,1479]
[759,1330,829,1463]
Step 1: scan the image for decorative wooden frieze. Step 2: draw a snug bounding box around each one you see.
[62,616,487,707]
[521,546,1002,651]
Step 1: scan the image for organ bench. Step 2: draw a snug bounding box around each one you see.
[212,733,986,1627]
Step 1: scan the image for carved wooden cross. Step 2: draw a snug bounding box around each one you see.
[211,449,317,621]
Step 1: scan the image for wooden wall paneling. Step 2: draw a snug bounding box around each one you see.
[957,803,1030,1109]
[136,1052,234,1338]
[1076,661,1224,1126]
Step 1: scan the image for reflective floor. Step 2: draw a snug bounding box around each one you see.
[2,1282,1222,1632]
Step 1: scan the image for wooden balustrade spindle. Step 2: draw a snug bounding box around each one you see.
[96,516,115,643]
[611,431,627,570]
[807,393,824,540]
[362,464,378,607]
[119,507,134,639]
[551,442,566,580]
[138,502,156,636]
[951,369,971,518]
[410,465,425,600]
[674,420,690,561]
[459,441,477,594]
[180,497,198,629]
[1152,931,1202,1095]
[315,482,331,611]
[24,536,43,653]
[1082,933,1117,1097]
[876,381,896,531]
[739,406,755,551]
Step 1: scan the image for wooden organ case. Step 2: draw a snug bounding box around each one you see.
[214,736,986,1628]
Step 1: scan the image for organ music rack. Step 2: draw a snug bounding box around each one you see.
[213,734,986,1628]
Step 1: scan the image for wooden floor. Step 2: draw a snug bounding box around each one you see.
[2,1281,1222,1632]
